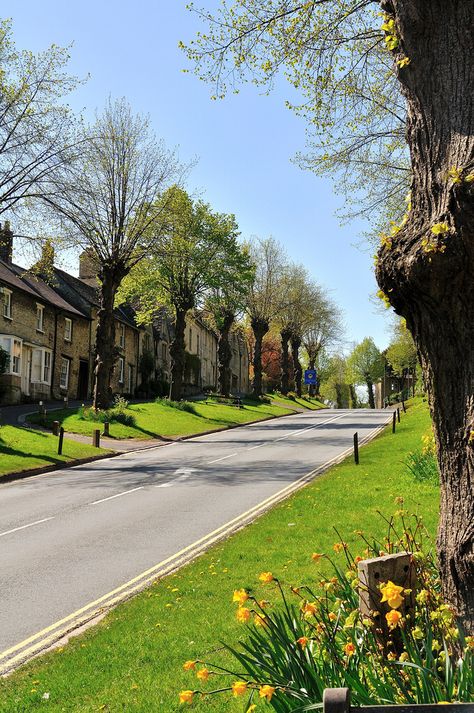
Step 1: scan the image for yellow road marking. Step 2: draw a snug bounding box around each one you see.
[0,415,391,673]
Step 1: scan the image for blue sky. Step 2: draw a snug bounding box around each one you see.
[8,1,392,350]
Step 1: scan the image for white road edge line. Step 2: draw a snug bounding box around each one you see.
[207,452,237,464]
[90,487,144,506]
[0,517,54,538]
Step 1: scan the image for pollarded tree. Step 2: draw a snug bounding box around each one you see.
[184,1,474,629]
[42,98,180,409]
[303,294,344,396]
[246,237,287,398]
[119,187,248,400]
[347,337,385,410]
[386,317,418,397]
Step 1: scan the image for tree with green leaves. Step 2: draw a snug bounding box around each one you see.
[184,1,474,628]
[246,237,287,398]
[386,318,418,397]
[347,337,385,409]
[303,293,344,396]
[0,19,80,220]
[42,98,180,409]
[119,187,248,400]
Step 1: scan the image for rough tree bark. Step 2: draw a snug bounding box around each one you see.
[170,308,188,401]
[93,264,128,410]
[280,327,292,395]
[365,376,375,409]
[291,334,302,397]
[251,316,269,398]
[377,0,474,631]
[218,310,235,396]
[349,384,358,409]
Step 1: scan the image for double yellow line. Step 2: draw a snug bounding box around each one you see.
[0,416,390,675]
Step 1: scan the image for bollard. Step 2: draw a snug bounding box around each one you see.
[93,429,100,448]
[397,407,400,423]
[401,400,406,413]
[392,410,396,433]
[353,432,359,465]
[52,420,60,436]
[103,421,110,437]
[63,395,69,409]
[58,427,64,455]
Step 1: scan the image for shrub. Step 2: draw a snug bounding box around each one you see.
[405,430,439,484]
[154,397,198,415]
[79,404,136,427]
[179,509,473,709]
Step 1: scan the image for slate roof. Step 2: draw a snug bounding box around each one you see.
[0,259,87,319]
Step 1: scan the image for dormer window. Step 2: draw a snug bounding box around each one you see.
[36,303,44,332]
[2,288,12,319]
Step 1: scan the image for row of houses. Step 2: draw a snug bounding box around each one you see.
[0,224,250,405]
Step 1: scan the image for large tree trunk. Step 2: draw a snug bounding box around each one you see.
[251,317,269,398]
[170,308,187,401]
[280,328,292,395]
[218,311,234,396]
[291,334,302,397]
[377,0,474,631]
[93,265,127,410]
[365,377,375,409]
[308,356,316,397]
[349,384,358,409]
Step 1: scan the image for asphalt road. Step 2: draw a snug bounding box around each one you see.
[0,408,391,659]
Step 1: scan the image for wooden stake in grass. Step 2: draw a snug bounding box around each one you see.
[392,411,396,434]
[93,429,100,448]
[397,407,400,423]
[353,432,359,465]
[58,427,64,455]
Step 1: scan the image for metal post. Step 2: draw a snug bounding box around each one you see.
[93,429,100,448]
[353,432,359,465]
[392,410,396,433]
[58,427,64,455]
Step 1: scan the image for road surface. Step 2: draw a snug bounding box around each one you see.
[0,408,391,669]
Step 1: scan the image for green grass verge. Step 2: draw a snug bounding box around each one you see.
[0,399,438,712]
[268,392,326,411]
[27,400,296,440]
[0,425,110,477]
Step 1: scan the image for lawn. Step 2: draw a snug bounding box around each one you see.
[27,399,298,440]
[268,392,326,411]
[0,398,440,712]
[0,425,110,477]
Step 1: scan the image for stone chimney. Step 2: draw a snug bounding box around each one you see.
[78,249,99,286]
[0,221,13,264]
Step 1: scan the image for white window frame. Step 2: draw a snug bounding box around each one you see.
[64,317,72,342]
[60,357,70,390]
[119,324,125,348]
[36,303,44,332]
[2,288,12,320]
[118,357,125,384]
[0,335,22,375]
[31,347,52,384]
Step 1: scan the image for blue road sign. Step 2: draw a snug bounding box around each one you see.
[304,369,317,385]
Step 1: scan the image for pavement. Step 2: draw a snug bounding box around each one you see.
[0,407,392,670]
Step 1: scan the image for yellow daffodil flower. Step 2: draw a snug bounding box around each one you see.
[297,636,309,649]
[259,571,274,583]
[232,681,248,697]
[236,607,251,623]
[380,581,405,609]
[259,685,276,701]
[386,609,402,629]
[233,589,249,605]
[196,668,209,682]
[183,660,196,671]
[179,690,194,704]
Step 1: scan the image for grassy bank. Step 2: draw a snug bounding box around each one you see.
[0,399,438,712]
[0,425,110,477]
[268,392,326,410]
[27,399,299,440]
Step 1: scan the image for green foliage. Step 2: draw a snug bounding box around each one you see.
[138,350,155,383]
[154,397,198,415]
[387,319,418,376]
[188,513,472,709]
[405,450,439,485]
[347,337,385,386]
[0,345,9,375]
[79,403,136,427]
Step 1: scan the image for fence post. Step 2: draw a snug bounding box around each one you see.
[52,420,60,436]
[397,407,400,423]
[392,410,396,433]
[103,421,110,437]
[353,432,359,465]
[93,429,100,448]
[58,427,64,455]
[401,399,406,413]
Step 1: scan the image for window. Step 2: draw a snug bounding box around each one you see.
[0,336,22,375]
[60,358,70,389]
[31,348,52,384]
[118,357,124,384]
[2,288,12,319]
[143,333,151,353]
[64,317,72,342]
[36,304,44,332]
[119,324,125,348]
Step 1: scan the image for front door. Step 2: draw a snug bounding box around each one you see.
[77,360,89,400]
[21,346,31,396]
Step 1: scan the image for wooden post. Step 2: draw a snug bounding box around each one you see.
[353,432,359,465]
[103,421,110,437]
[52,420,60,436]
[63,396,69,409]
[323,688,351,713]
[392,410,396,433]
[402,399,406,413]
[93,429,100,448]
[58,427,64,455]
[397,407,400,423]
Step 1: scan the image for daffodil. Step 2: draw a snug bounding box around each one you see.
[232,681,248,697]
[311,552,324,562]
[179,690,194,704]
[196,668,209,682]
[259,684,276,701]
[259,571,274,583]
[236,607,251,623]
[386,609,402,629]
[297,636,309,649]
[380,580,405,609]
[183,660,196,671]
[233,589,249,605]
[344,641,356,656]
